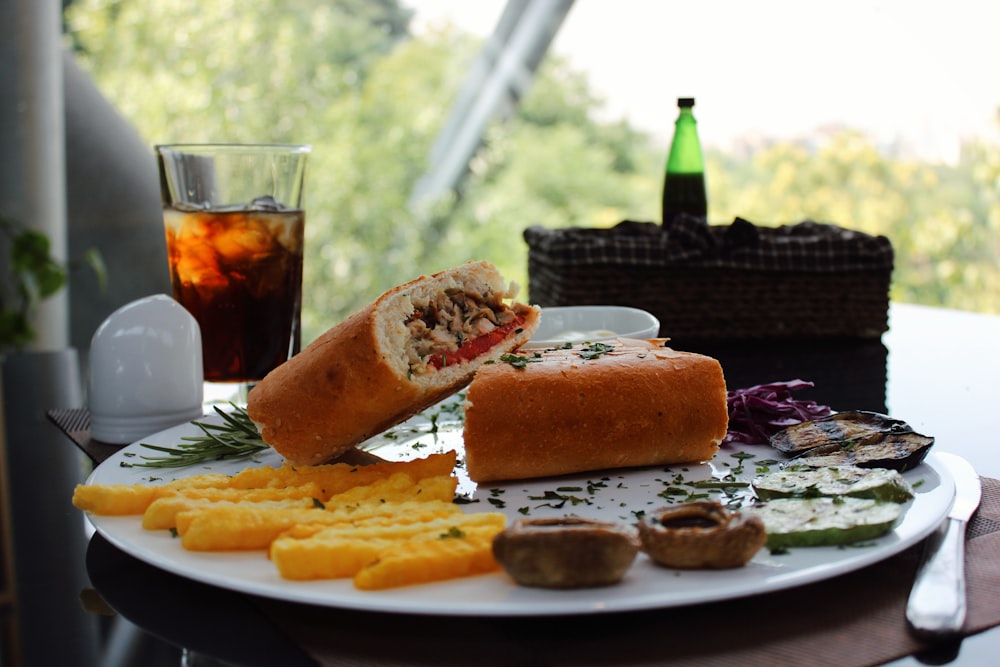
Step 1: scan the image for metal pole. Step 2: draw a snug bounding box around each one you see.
[408,0,576,210]
[0,0,69,352]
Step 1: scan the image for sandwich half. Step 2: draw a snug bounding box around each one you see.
[463,338,728,482]
[248,261,540,465]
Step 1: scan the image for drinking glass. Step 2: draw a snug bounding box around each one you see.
[156,143,309,405]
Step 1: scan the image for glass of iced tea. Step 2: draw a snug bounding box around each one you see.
[155,144,309,400]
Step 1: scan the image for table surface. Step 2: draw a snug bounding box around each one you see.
[69,302,1000,666]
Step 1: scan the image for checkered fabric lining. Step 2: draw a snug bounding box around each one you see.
[523,217,894,273]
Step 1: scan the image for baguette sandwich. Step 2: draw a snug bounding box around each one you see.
[247,261,540,465]
[463,339,728,482]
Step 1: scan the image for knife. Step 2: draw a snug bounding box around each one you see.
[906,452,982,639]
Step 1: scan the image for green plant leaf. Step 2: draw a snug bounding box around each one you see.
[1,217,70,349]
[11,229,67,298]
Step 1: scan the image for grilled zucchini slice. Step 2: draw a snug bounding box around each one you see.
[753,497,902,551]
[753,466,914,503]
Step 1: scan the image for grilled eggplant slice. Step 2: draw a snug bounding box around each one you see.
[753,466,914,503]
[769,411,934,472]
[770,411,913,454]
[793,432,934,472]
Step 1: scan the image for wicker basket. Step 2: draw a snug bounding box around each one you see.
[524,218,893,342]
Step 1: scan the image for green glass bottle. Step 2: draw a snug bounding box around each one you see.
[661,97,707,225]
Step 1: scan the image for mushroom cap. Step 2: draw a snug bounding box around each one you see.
[638,501,766,569]
[492,517,640,589]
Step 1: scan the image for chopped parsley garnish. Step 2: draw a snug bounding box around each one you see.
[499,353,541,369]
[577,342,615,360]
[528,489,593,509]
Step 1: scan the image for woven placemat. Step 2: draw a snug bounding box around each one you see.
[47,407,126,464]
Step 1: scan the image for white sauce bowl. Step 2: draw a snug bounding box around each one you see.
[524,305,660,349]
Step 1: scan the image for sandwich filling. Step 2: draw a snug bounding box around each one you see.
[404,287,526,375]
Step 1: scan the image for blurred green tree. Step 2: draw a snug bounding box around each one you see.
[64,0,659,340]
[64,0,999,345]
[707,129,1000,312]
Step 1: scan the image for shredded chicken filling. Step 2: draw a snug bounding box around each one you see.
[405,287,516,374]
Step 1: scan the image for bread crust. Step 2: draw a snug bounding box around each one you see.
[247,262,539,465]
[463,339,728,482]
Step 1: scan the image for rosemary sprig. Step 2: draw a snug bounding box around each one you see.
[123,404,269,469]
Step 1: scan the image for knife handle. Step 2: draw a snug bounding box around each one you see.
[906,517,968,638]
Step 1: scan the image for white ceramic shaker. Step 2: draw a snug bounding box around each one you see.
[88,294,204,444]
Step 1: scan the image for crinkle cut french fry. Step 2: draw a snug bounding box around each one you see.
[271,538,391,580]
[325,498,461,530]
[227,451,457,494]
[324,472,456,507]
[175,472,456,549]
[165,473,233,489]
[296,510,506,544]
[170,483,324,503]
[144,497,315,531]
[72,471,254,516]
[225,464,318,490]
[72,484,161,516]
[361,451,457,482]
[180,498,461,551]
[353,526,504,590]
[178,505,326,551]
[72,472,308,517]
[74,451,503,591]
[178,506,324,550]
[141,484,325,530]
[269,513,506,581]
[73,452,457,517]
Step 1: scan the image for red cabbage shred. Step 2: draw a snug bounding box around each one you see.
[723,379,832,446]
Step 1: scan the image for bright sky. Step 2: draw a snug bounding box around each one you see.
[406,0,1000,162]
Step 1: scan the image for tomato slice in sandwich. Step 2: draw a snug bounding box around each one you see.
[427,316,526,370]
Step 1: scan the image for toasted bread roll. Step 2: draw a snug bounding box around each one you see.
[463,339,727,482]
[248,261,540,465]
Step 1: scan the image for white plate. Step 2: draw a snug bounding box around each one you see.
[84,400,954,617]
